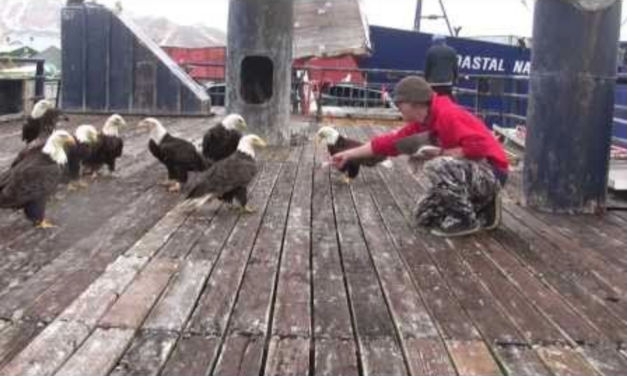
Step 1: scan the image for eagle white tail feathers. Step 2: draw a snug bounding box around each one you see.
[182,194,214,212]
[380,160,394,169]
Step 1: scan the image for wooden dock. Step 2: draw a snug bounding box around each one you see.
[1,115,627,376]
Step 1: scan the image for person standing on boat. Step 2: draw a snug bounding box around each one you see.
[330,76,509,237]
[425,34,458,100]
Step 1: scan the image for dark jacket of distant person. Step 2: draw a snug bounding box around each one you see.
[424,35,459,88]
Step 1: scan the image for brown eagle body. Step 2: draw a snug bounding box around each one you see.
[187,150,257,208]
[0,131,75,226]
[22,108,68,144]
[327,135,388,180]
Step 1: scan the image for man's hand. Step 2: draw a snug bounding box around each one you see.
[331,152,350,169]
[412,145,443,161]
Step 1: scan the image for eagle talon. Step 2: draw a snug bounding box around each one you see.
[168,182,182,193]
[36,220,56,229]
[159,180,174,187]
[68,180,89,191]
[239,205,256,214]
[341,176,353,185]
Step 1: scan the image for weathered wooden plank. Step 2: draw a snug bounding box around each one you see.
[330,171,408,375]
[186,196,251,262]
[99,259,179,329]
[54,328,135,376]
[505,203,627,323]
[536,345,600,376]
[264,338,310,376]
[58,255,147,328]
[187,162,283,335]
[446,340,503,376]
[492,345,552,376]
[213,152,301,375]
[311,147,355,342]
[532,213,627,271]
[314,339,359,376]
[404,338,457,376]
[146,168,269,331]
[142,260,213,332]
[460,237,567,344]
[363,164,482,341]
[160,334,219,376]
[272,144,313,338]
[212,335,265,376]
[155,199,223,260]
[0,182,178,321]
[580,346,627,376]
[350,172,440,340]
[494,215,627,343]
[358,337,408,376]
[0,321,90,376]
[109,330,178,376]
[475,234,603,345]
[0,164,163,295]
[124,201,199,260]
[0,322,42,370]
[226,151,301,336]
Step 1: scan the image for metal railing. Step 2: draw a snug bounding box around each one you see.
[179,62,627,142]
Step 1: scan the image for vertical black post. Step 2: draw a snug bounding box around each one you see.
[414,0,423,32]
[524,0,622,214]
[34,60,45,101]
[227,0,294,145]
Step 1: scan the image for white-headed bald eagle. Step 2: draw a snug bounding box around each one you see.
[186,135,267,213]
[22,100,69,144]
[81,114,125,177]
[139,118,211,193]
[202,113,248,162]
[66,125,99,190]
[315,126,392,184]
[0,130,76,228]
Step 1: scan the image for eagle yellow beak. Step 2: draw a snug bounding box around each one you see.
[255,138,268,148]
[314,134,321,146]
[64,135,77,146]
[239,119,248,131]
[137,120,150,130]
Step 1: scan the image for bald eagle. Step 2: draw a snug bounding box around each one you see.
[186,135,267,213]
[139,118,211,193]
[202,114,247,162]
[65,125,99,190]
[81,114,125,178]
[22,100,69,144]
[0,130,76,228]
[315,126,392,184]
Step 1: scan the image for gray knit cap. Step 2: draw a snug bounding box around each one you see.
[393,76,435,104]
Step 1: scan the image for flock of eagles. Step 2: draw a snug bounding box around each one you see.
[0,100,390,228]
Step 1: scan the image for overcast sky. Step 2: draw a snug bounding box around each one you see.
[99,0,627,40]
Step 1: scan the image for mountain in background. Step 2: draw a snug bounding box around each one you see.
[0,0,226,52]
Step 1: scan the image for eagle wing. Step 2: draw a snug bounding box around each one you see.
[187,153,257,198]
[11,140,46,168]
[148,139,165,164]
[202,124,241,162]
[328,136,363,155]
[161,136,208,172]
[1,156,60,207]
[100,135,124,160]
[22,117,40,143]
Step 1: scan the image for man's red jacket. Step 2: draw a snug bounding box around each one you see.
[371,95,509,172]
